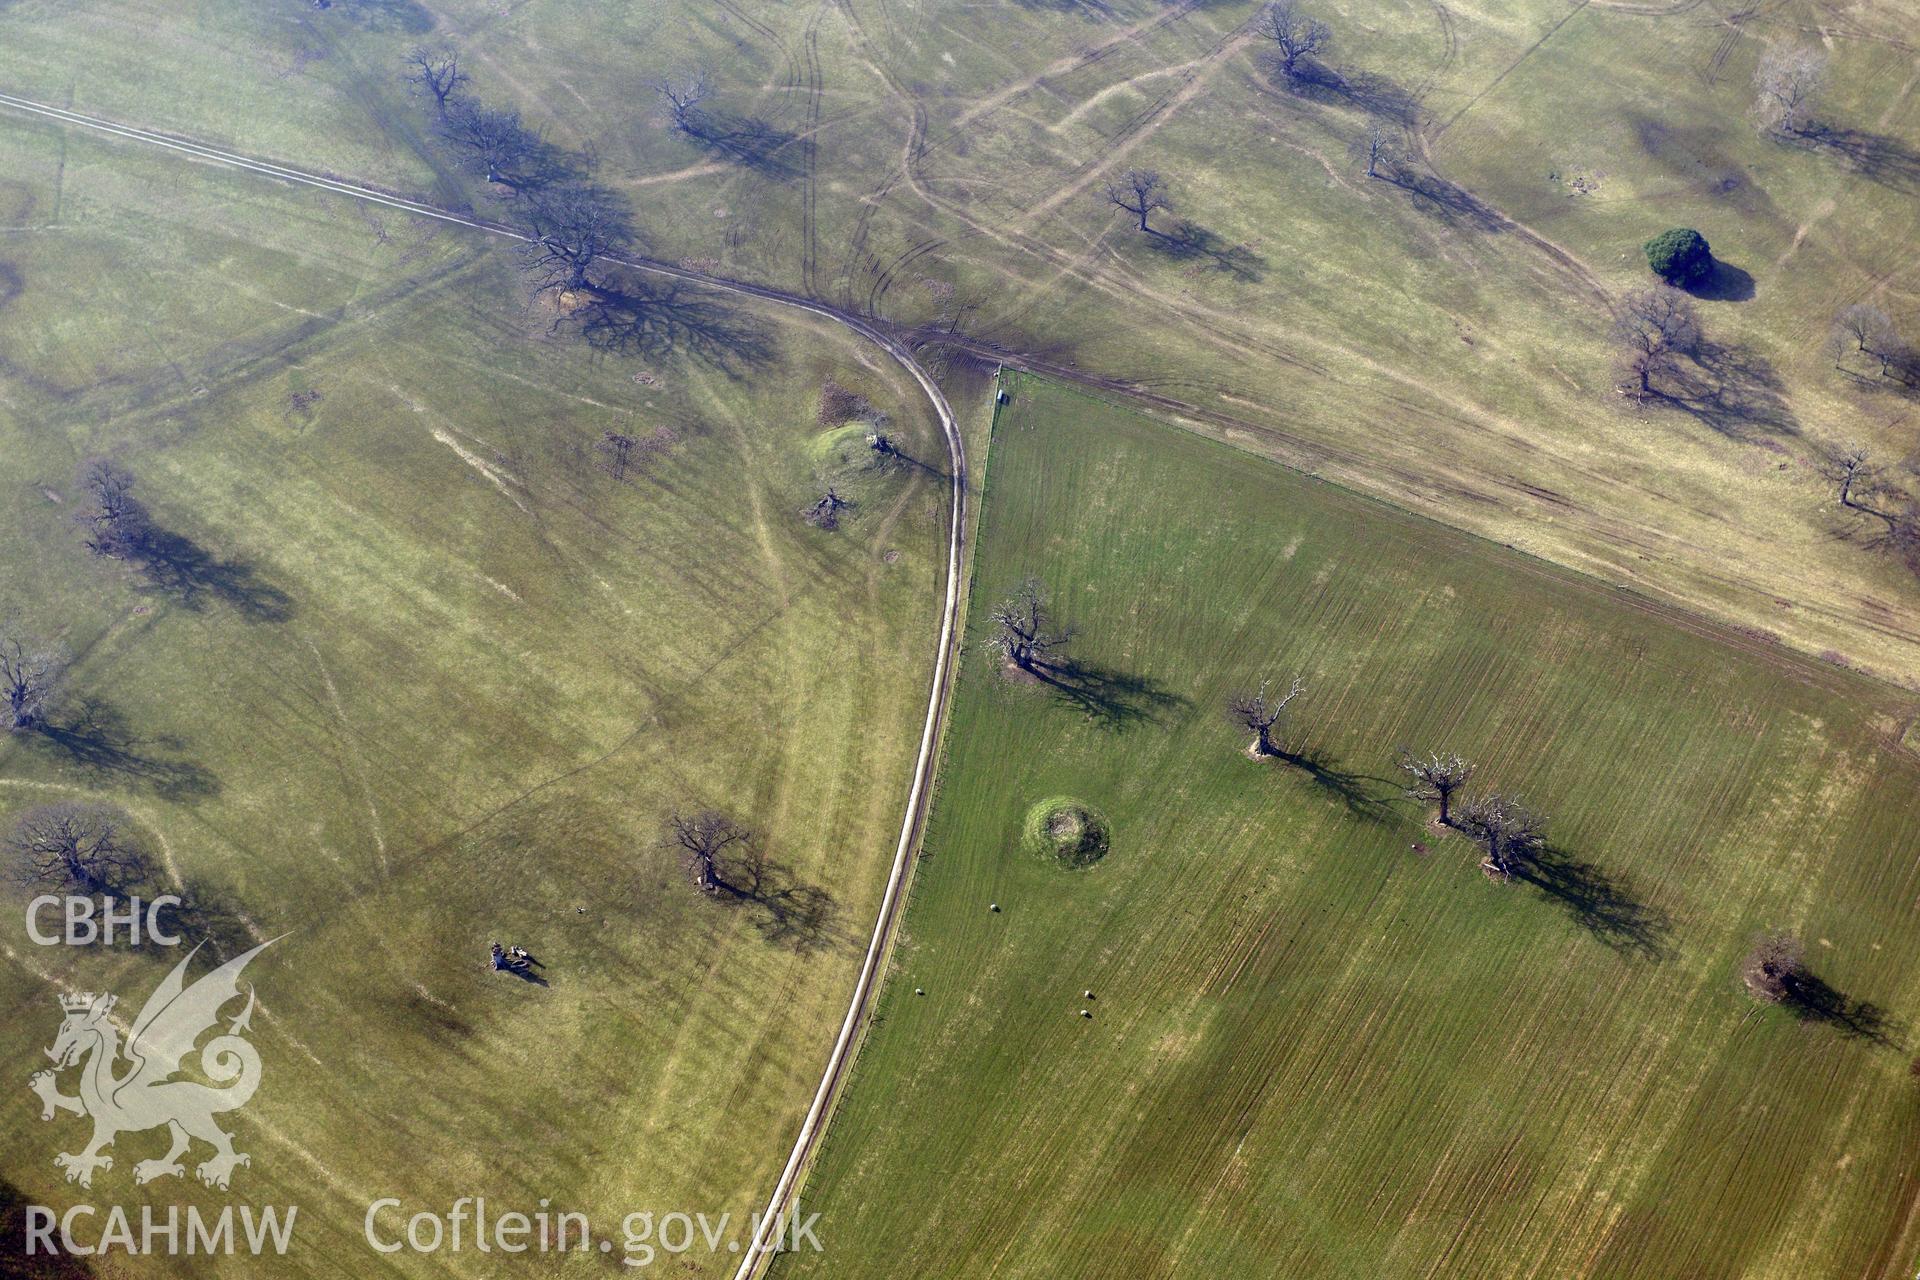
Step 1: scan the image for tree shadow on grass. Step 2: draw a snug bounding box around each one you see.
[1010,0,1118,16]
[1648,341,1798,440]
[681,113,801,179]
[1031,658,1188,732]
[718,843,847,955]
[1794,124,1920,195]
[1685,259,1755,302]
[1378,166,1505,234]
[568,273,778,377]
[1511,843,1671,960]
[129,527,295,624]
[1282,62,1421,127]
[33,698,220,802]
[1779,969,1904,1047]
[154,880,262,959]
[1143,221,1265,282]
[1274,747,1398,823]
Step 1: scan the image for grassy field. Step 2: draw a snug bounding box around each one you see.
[4,0,1916,681]
[782,373,1920,1279]
[0,110,948,1275]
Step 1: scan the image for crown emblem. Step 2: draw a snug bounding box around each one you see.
[59,992,107,1014]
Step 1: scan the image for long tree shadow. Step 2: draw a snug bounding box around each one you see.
[1779,969,1904,1046]
[1380,167,1505,234]
[1273,746,1398,822]
[1030,658,1188,732]
[1649,341,1798,439]
[1511,843,1671,959]
[1283,62,1420,126]
[680,113,801,179]
[33,698,220,802]
[1795,124,1920,194]
[1010,0,1118,16]
[718,844,847,955]
[1143,221,1265,282]
[568,273,778,376]
[129,526,295,623]
[154,879,262,958]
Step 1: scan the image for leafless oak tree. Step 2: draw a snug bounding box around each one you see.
[0,623,66,732]
[1752,44,1825,135]
[1257,0,1330,78]
[437,100,542,188]
[1226,677,1304,758]
[1612,287,1701,399]
[1834,304,1895,359]
[76,459,151,560]
[1102,169,1171,234]
[667,810,750,894]
[987,578,1072,672]
[1829,304,1912,380]
[651,67,712,134]
[1743,931,1806,1002]
[403,46,469,116]
[522,180,635,294]
[8,804,147,898]
[1361,121,1392,179]
[1398,749,1473,826]
[1822,444,1917,549]
[1457,792,1545,877]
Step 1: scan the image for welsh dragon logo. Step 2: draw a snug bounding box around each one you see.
[29,940,274,1191]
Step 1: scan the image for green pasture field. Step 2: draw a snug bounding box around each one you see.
[0,112,947,1276]
[782,373,1920,1280]
[4,0,1916,681]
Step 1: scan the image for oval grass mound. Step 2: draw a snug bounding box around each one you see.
[1022,797,1110,869]
[810,423,881,478]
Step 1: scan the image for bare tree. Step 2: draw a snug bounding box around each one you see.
[1833,304,1895,360]
[1361,121,1392,179]
[402,46,469,117]
[1398,749,1473,826]
[667,810,749,894]
[8,804,147,898]
[0,623,66,732]
[1830,304,1913,380]
[987,578,1072,672]
[1825,444,1882,512]
[522,180,635,295]
[1612,287,1701,399]
[651,67,712,135]
[598,430,640,481]
[1752,44,1825,135]
[438,100,542,189]
[76,459,151,559]
[1457,793,1545,877]
[1256,0,1330,79]
[1102,169,1171,235]
[1226,677,1304,758]
[1822,444,1916,543]
[1743,931,1806,1002]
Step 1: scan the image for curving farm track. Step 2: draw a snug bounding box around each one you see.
[0,88,965,1280]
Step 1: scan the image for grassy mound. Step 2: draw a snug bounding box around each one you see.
[810,422,882,476]
[1021,796,1109,868]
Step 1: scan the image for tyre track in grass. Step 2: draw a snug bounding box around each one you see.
[0,87,967,1280]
